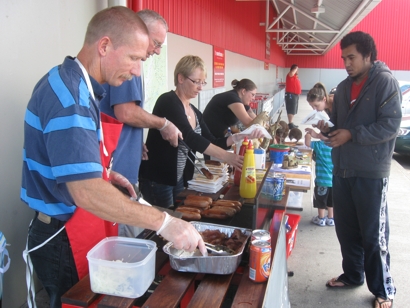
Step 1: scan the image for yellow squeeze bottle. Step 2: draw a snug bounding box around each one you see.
[239,140,257,198]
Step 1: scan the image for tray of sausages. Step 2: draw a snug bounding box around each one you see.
[163,222,252,274]
[175,195,242,221]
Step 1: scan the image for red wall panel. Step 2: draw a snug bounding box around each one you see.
[135,0,286,67]
[132,0,409,70]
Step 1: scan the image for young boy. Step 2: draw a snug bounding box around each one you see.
[305,128,334,226]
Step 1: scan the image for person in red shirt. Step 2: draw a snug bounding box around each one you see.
[285,64,302,129]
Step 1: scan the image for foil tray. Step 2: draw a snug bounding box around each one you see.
[163,221,252,274]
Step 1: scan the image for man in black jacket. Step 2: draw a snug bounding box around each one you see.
[317,31,400,308]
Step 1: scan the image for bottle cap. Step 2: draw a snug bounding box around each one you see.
[247,140,254,150]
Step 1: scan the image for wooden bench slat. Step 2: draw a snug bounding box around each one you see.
[231,267,266,308]
[186,273,234,308]
[141,269,196,308]
[61,274,99,307]
[97,295,135,308]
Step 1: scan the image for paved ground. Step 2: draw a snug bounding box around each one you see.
[23,94,410,308]
[286,95,410,307]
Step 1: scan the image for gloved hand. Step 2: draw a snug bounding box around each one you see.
[159,119,183,147]
[157,212,207,256]
[108,170,137,199]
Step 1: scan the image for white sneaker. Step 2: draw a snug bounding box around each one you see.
[326,217,335,226]
[311,215,326,227]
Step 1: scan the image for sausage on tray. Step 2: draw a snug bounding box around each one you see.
[176,209,201,221]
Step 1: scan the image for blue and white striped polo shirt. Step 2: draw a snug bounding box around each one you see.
[21,56,105,220]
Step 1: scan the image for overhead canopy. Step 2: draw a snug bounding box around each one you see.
[238,0,382,55]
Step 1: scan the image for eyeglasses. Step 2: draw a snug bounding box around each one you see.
[152,38,163,49]
[186,76,207,87]
[248,91,256,98]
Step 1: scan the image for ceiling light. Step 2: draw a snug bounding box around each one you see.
[311,5,325,13]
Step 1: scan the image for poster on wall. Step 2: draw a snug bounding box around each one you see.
[213,46,225,88]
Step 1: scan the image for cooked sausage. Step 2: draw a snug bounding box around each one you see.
[176,206,201,213]
[210,206,237,216]
[185,195,212,204]
[205,160,222,166]
[212,202,241,212]
[201,210,229,220]
[183,199,210,208]
[200,168,214,180]
[176,209,201,221]
[215,200,242,207]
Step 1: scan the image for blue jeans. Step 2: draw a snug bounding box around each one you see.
[139,177,184,208]
[28,213,78,308]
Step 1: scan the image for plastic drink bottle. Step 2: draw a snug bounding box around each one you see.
[234,137,249,186]
[240,140,257,198]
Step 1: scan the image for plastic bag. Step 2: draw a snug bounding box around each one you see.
[300,110,334,127]
[236,124,273,140]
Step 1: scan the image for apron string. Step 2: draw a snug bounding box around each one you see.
[22,219,66,308]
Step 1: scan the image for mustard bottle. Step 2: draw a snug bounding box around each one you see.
[239,140,257,198]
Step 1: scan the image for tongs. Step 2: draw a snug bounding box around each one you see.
[204,242,235,256]
[178,138,214,179]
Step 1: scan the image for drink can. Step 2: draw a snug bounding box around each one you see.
[251,229,271,243]
[262,177,274,197]
[249,240,271,282]
[276,173,286,195]
[272,175,284,201]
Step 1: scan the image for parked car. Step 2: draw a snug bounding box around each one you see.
[398,80,410,115]
[394,116,410,155]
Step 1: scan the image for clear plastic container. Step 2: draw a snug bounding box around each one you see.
[86,236,157,298]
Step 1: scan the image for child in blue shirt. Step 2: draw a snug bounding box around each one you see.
[305,128,334,226]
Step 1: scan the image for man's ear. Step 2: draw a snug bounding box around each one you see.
[98,37,110,56]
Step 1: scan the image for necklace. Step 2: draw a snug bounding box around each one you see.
[185,104,192,119]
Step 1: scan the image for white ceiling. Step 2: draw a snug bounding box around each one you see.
[239,0,382,55]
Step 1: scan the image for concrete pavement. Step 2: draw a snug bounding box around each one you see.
[286,94,410,307]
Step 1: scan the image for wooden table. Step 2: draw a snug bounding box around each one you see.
[61,167,295,308]
[61,210,286,308]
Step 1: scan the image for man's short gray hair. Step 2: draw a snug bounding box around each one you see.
[137,9,168,32]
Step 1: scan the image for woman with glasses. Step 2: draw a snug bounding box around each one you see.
[139,55,263,208]
[203,79,258,139]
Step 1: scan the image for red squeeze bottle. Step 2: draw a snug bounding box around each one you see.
[234,137,249,186]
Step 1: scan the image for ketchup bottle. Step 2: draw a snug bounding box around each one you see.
[239,140,257,199]
[234,137,249,186]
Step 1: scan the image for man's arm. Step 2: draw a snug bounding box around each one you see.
[66,178,206,254]
[114,102,182,146]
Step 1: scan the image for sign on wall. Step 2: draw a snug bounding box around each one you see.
[265,33,271,60]
[213,46,225,88]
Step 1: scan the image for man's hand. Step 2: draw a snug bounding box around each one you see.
[142,143,148,160]
[108,171,137,199]
[326,129,352,147]
[314,120,330,134]
[160,121,182,147]
[157,213,207,255]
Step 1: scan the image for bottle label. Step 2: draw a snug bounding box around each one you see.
[245,167,256,183]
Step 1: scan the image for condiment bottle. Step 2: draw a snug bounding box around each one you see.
[240,140,257,198]
[234,137,249,186]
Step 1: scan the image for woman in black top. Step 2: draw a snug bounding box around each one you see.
[203,79,258,138]
[139,56,263,208]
